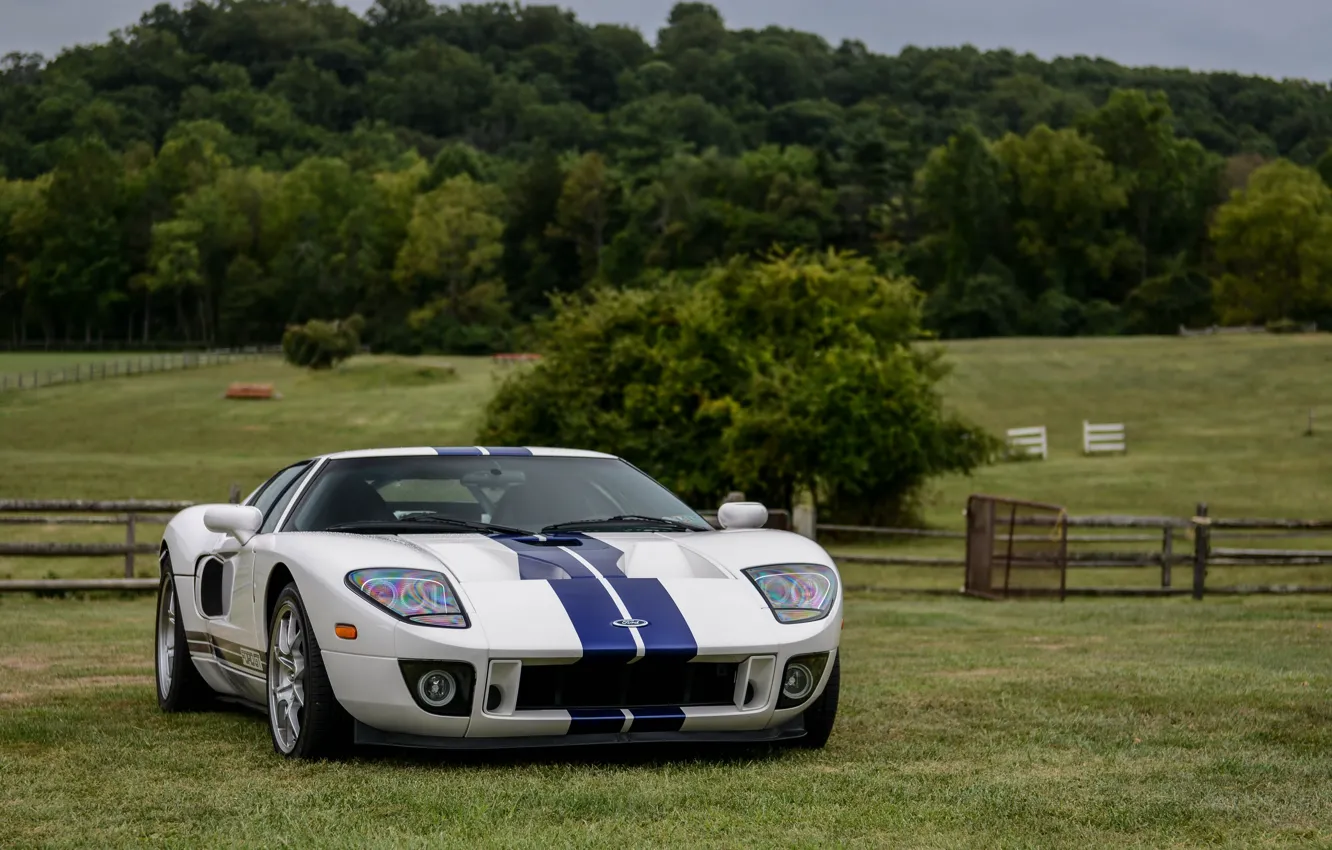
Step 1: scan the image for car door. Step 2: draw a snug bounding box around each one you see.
[197,461,314,701]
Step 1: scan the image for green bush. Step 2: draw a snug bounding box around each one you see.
[282,315,363,369]
[1266,318,1308,334]
[478,249,1000,518]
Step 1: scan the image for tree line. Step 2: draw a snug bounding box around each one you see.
[4,0,1332,349]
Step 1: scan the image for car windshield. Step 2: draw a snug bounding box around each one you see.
[284,455,712,534]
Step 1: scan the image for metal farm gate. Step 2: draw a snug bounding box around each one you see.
[965,495,1068,600]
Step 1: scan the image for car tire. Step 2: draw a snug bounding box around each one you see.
[796,654,840,749]
[266,582,351,759]
[155,561,214,712]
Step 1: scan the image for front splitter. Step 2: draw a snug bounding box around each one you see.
[354,716,806,750]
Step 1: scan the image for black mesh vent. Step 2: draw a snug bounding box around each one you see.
[516,660,738,710]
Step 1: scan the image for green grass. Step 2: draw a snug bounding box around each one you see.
[839,334,1332,592]
[1,593,1329,848]
[6,335,1332,587]
[0,354,494,500]
[4,338,1332,846]
[923,334,1332,521]
[0,350,162,376]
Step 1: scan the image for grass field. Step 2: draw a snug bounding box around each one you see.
[926,334,1332,521]
[1,593,1329,848]
[0,350,162,375]
[6,335,1332,587]
[2,338,1332,847]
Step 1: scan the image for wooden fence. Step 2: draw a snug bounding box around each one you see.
[820,501,1332,597]
[4,494,1332,598]
[0,500,193,592]
[0,500,787,593]
[0,347,280,392]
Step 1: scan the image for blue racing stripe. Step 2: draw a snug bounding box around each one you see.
[606,577,698,660]
[562,534,625,578]
[628,706,686,733]
[547,579,638,661]
[484,447,533,456]
[567,708,626,735]
[492,536,595,579]
[434,447,483,456]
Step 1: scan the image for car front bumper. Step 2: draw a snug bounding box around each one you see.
[321,639,838,746]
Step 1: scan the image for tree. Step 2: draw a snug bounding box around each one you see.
[1211,160,1332,325]
[20,138,129,342]
[912,126,1010,291]
[143,218,204,341]
[992,125,1134,303]
[1079,90,1221,300]
[393,175,511,352]
[547,151,615,281]
[478,249,997,518]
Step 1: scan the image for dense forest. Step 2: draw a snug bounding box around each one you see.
[4,0,1332,349]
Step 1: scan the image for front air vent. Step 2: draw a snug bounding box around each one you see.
[516,660,738,710]
[198,558,225,617]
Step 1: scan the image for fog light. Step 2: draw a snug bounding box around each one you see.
[781,662,815,702]
[417,670,457,708]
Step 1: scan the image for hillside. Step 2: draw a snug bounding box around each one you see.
[5,2,1332,356]
[924,333,1332,522]
[4,333,1332,583]
[4,334,1329,515]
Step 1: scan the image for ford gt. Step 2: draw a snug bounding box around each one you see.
[153,447,842,758]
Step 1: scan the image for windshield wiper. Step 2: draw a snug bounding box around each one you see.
[541,515,707,533]
[326,515,531,536]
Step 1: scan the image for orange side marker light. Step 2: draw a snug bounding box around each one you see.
[335,624,358,640]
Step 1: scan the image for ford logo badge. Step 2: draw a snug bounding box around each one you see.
[612,618,649,628]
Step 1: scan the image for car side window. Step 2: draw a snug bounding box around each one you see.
[259,463,317,534]
[250,462,313,534]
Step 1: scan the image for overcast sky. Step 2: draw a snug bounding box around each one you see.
[3,0,1330,83]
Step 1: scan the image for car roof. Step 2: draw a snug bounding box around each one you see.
[319,447,620,461]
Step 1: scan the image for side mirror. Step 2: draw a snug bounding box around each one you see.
[203,505,264,546]
[717,502,768,530]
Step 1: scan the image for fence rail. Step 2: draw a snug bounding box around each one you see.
[0,500,189,587]
[0,347,280,393]
[825,499,1332,598]
[7,494,1332,598]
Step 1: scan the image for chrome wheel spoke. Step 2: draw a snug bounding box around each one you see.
[157,582,176,697]
[268,602,308,754]
[286,700,301,739]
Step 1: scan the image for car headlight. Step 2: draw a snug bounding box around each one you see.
[346,569,469,628]
[743,564,839,623]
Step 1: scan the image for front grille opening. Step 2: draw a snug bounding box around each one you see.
[516,660,738,710]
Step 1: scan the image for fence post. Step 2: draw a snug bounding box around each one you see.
[229,483,242,504]
[1192,503,1209,600]
[124,514,137,579]
[1161,527,1173,588]
[792,494,817,540]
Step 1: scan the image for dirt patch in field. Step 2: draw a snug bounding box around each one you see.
[937,667,1007,678]
[0,674,152,705]
[0,656,51,673]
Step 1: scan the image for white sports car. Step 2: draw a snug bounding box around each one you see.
[154,447,842,759]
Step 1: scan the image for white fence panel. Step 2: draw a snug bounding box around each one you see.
[1084,421,1127,455]
[1006,426,1048,460]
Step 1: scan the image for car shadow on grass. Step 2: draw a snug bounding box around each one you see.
[352,741,792,769]
[212,699,794,768]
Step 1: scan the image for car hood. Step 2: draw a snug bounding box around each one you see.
[286,529,839,658]
[397,529,834,581]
